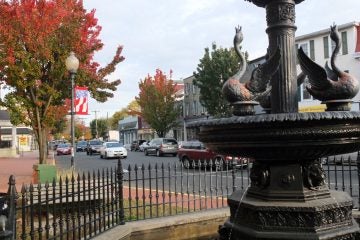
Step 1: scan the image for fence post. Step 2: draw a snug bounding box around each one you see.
[0,175,16,240]
[117,158,125,225]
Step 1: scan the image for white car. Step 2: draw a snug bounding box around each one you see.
[100,142,127,159]
[139,141,149,152]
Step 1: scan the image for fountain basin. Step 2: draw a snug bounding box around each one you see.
[195,112,360,161]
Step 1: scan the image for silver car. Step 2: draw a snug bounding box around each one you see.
[100,142,127,159]
[144,138,178,157]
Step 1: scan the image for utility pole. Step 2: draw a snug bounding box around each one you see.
[92,110,99,139]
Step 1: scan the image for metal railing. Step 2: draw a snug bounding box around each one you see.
[122,161,250,221]
[0,152,359,239]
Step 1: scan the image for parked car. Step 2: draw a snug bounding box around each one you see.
[76,140,88,152]
[100,142,127,159]
[131,140,147,151]
[144,138,178,157]
[123,144,131,151]
[86,139,103,155]
[177,141,250,170]
[56,143,71,155]
[139,141,150,152]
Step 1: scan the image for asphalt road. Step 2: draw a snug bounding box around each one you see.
[55,150,184,173]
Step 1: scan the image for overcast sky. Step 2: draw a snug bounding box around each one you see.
[82,0,360,124]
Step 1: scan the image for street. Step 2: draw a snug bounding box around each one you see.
[55,150,185,173]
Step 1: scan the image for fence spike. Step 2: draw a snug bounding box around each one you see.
[21,184,26,194]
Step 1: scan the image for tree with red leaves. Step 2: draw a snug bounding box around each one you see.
[0,0,124,164]
[137,69,180,138]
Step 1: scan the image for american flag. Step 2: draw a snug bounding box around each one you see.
[75,86,88,115]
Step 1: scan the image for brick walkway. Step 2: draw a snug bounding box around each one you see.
[0,151,40,193]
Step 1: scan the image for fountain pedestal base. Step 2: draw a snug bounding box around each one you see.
[219,190,359,240]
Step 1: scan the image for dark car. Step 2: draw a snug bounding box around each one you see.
[144,138,178,157]
[177,141,250,170]
[131,140,147,151]
[56,143,71,155]
[86,140,103,155]
[76,140,88,152]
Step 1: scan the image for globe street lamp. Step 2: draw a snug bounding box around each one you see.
[65,52,79,168]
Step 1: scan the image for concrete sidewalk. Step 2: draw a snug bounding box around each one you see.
[0,151,40,193]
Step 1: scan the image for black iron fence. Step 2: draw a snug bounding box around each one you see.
[0,152,359,240]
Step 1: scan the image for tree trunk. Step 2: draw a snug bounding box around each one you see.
[37,127,48,164]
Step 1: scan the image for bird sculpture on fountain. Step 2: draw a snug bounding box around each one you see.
[298,24,359,110]
[222,25,281,115]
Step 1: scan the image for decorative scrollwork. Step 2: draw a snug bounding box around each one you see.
[279,3,295,22]
[302,160,326,190]
[250,162,270,189]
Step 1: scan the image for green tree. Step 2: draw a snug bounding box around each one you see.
[193,43,245,117]
[0,0,124,163]
[110,99,140,129]
[137,69,180,137]
[90,118,108,139]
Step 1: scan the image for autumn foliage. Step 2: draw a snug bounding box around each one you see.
[0,0,124,163]
[137,69,180,137]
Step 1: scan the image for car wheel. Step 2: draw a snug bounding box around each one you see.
[156,150,161,157]
[144,149,148,156]
[182,157,193,169]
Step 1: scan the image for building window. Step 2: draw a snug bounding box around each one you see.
[193,101,197,115]
[185,103,190,116]
[300,77,313,101]
[341,31,348,55]
[309,40,315,60]
[299,43,309,55]
[323,36,329,59]
[192,84,196,94]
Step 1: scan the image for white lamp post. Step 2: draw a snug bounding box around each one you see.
[65,52,79,168]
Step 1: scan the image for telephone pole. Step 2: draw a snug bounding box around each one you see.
[92,110,99,139]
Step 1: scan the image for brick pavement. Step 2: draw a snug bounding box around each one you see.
[0,150,42,193]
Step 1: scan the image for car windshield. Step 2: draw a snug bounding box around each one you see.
[77,141,87,146]
[58,143,69,148]
[89,140,102,145]
[164,139,177,145]
[106,142,122,148]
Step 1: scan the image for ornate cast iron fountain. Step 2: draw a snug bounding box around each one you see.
[192,0,360,239]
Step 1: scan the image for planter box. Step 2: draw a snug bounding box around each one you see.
[32,164,57,184]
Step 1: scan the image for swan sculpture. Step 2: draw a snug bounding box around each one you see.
[298,24,359,104]
[222,26,281,106]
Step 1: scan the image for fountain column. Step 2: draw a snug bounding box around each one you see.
[265,0,299,113]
